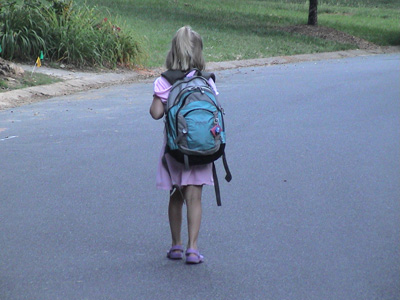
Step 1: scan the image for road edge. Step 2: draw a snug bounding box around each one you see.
[1,46,399,111]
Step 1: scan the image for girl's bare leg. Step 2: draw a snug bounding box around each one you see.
[184,185,203,250]
[168,190,184,247]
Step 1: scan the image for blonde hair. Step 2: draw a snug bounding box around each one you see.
[165,26,205,71]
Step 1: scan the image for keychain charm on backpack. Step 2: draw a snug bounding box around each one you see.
[210,124,221,137]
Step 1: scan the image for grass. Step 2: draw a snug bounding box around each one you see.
[0,0,397,92]
[0,72,62,93]
[318,4,400,45]
[73,0,400,68]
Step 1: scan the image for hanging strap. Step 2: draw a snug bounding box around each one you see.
[212,153,232,207]
[222,153,232,182]
[212,162,222,206]
[183,154,190,170]
[162,154,185,202]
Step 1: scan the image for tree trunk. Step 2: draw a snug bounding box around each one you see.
[308,0,318,26]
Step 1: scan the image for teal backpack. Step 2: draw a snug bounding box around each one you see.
[162,69,232,206]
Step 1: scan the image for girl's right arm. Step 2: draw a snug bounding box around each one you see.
[150,96,164,120]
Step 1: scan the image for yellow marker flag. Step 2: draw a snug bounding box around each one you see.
[36,57,41,67]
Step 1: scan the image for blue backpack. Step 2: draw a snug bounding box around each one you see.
[162,69,232,206]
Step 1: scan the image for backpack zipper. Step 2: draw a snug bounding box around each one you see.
[183,108,215,117]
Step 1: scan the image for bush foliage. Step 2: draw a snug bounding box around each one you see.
[0,0,145,68]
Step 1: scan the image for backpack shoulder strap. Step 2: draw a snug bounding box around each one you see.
[162,69,216,85]
[161,70,186,85]
[198,71,216,83]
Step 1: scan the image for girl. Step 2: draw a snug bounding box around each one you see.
[150,26,218,264]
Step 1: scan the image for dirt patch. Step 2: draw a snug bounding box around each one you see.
[0,58,24,76]
[279,25,379,50]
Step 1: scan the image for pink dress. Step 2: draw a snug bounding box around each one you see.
[153,71,219,190]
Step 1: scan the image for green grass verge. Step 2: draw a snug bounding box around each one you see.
[74,0,400,68]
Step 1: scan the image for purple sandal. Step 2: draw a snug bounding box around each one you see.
[167,245,184,260]
[185,248,204,264]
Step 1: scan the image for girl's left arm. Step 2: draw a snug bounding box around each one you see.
[150,96,164,120]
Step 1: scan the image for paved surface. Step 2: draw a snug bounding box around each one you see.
[1,53,399,300]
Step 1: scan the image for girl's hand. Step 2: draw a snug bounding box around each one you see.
[150,96,164,120]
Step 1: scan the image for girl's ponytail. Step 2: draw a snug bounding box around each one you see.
[166,26,205,71]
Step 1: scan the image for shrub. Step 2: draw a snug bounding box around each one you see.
[0,0,146,68]
[0,0,48,61]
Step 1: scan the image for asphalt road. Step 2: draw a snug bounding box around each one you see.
[1,54,399,300]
